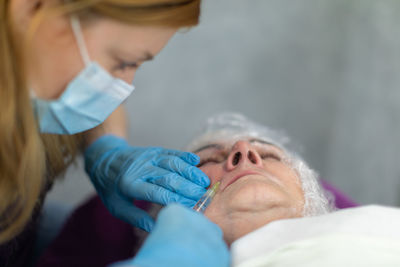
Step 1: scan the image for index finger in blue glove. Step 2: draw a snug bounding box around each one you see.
[121,182,198,208]
[147,171,207,200]
[157,157,210,188]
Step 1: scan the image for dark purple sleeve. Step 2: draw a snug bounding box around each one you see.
[35,196,140,267]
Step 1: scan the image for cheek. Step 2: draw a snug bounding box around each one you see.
[28,20,82,99]
[282,170,304,199]
[277,171,305,204]
[264,163,303,192]
[204,194,223,220]
[199,165,224,188]
[203,193,231,230]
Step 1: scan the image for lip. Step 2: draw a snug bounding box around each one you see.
[222,171,264,191]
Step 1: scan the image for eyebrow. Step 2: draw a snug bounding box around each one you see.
[193,144,224,153]
[248,138,276,147]
[110,48,154,63]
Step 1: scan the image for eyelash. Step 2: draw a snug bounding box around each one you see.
[115,61,139,71]
[259,152,282,161]
[197,156,224,168]
[198,152,281,167]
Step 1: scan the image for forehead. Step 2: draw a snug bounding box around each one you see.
[86,19,177,54]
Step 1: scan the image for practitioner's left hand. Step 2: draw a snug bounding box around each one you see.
[109,204,230,267]
[84,135,209,232]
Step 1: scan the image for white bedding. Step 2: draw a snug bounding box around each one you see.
[231,205,400,267]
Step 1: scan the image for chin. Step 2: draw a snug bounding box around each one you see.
[222,176,290,212]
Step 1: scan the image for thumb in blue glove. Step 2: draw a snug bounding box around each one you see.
[84,135,210,232]
[110,204,230,267]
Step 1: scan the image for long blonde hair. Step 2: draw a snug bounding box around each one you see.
[0,0,200,244]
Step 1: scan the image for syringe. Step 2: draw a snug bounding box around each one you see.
[193,181,221,213]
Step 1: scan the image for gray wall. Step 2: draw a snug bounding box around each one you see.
[46,0,400,209]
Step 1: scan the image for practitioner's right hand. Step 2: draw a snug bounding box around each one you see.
[110,204,230,267]
[84,135,210,232]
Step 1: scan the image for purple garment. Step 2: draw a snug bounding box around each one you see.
[35,198,150,267]
[36,180,358,267]
[321,180,358,209]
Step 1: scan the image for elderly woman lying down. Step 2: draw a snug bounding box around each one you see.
[37,113,400,266]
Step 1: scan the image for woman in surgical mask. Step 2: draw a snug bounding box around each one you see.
[0,0,229,266]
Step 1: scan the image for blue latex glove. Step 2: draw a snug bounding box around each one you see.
[110,204,230,267]
[84,135,210,232]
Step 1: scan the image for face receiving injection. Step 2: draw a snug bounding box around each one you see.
[193,182,221,213]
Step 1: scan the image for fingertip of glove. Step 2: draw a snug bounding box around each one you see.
[195,173,210,188]
[144,222,155,233]
[201,176,211,187]
[140,218,155,233]
[184,152,200,165]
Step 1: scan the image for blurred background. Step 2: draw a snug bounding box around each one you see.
[46,0,400,215]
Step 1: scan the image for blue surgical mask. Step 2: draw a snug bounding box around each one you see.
[31,16,135,135]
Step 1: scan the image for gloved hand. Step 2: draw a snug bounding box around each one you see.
[110,204,230,267]
[84,135,209,232]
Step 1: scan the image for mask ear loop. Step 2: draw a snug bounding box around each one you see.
[70,15,91,66]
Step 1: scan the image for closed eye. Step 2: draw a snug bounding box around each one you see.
[197,156,225,167]
[115,61,139,71]
[260,152,281,161]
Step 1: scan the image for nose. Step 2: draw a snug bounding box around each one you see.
[226,141,263,170]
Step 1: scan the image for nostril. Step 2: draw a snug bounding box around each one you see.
[248,151,257,164]
[232,152,241,165]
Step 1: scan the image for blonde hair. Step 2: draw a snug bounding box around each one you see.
[0,0,200,244]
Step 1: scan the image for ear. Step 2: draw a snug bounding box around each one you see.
[9,0,45,35]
